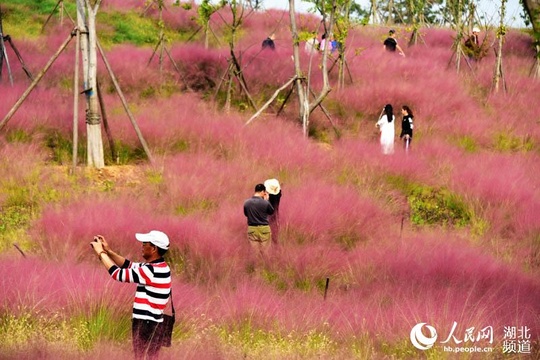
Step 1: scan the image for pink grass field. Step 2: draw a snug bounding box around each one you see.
[1,2,539,359]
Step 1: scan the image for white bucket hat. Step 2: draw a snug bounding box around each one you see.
[264,179,281,195]
[135,230,170,250]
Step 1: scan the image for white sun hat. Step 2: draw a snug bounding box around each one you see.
[473,27,480,33]
[135,230,170,250]
[264,178,281,195]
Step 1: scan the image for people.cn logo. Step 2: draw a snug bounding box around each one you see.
[410,323,438,350]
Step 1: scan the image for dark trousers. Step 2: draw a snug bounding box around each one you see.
[132,318,162,360]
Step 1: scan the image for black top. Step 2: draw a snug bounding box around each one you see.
[384,37,397,52]
[268,191,282,214]
[400,115,414,138]
[262,38,275,50]
[244,196,275,226]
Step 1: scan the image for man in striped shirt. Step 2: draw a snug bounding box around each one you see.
[91,231,172,359]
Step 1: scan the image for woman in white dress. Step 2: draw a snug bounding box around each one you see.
[376,104,395,155]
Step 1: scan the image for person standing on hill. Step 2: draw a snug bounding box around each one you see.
[264,178,282,245]
[244,183,274,253]
[400,105,414,152]
[376,104,396,155]
[383,29,405,57]
[90,231,172,360]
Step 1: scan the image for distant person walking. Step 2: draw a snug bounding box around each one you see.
[304,36,319,55]
[264,178,282,245]
[376,104,396,155]
[400,105,414,152]
[383,29,405,57]
[464,27,483,61]
[244,184,275,253]
[261,33,276,51]
[90,231,172,360]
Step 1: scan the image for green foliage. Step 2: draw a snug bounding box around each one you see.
[493,132,535,152]
[0,205,32,234]
[260,268,289,291]
[216,323,338,358]
[98,12,161,46]
[0,311,95,353]
[5,129,32,143]
[174,199,217,215]
[455,135,478,152]
[408,186,471,227]
[385,175,472,228]
[45,130,82,165]
[82,307,130,343]
[111,141,148,165]
[335,230,365,250]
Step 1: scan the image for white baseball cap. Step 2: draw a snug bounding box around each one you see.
[135,230,170,250]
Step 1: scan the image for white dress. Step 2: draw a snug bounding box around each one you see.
[376,115,395,155]
[304,38,319,55]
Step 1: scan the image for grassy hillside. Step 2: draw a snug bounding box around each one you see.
[0,1,539,359]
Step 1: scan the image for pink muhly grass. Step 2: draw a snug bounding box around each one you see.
[162,152,249,205]
[449,153,540,242]
[319,235,540,340]
[281,180,391,246]
[0,257,131,317]
[31,197,187,261]
[0,143,47,180]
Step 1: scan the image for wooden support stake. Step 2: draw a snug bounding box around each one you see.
[0,30,75,132]
[96,38,154,164]
[97,79,118,163]
[324,277,330,300]
[72,28,80,172]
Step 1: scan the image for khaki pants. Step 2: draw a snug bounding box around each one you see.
[247,225,271,252]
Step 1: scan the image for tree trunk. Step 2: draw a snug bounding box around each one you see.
[77,0,104,168]
[492,0,507,92]
[288,0,308,136]
[370,0,379,24]
[522,0,540,78]
[387,0,394,25]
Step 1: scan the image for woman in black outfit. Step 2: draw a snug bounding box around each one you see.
[400,105,414,152]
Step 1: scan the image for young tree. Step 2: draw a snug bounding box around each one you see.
[294,0,336,136]
[215,0,257,112]
[198,0,223,49]
[77,0,104,168]
[492,0,507,92]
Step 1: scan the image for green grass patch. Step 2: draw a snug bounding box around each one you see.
[385,175,472,228]
[493,132,535,152]
[454,135,478,152]
[216,323,339,359]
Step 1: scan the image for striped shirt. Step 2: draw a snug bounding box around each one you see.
[109,258,171,322]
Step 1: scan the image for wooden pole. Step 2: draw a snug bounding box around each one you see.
[245,76,297,125]
[0,30,75,132]
[96,38,154,164]
[97,78,118,163]
[72,28,80,171]
[324,277,330,300]
[0,30,14,86]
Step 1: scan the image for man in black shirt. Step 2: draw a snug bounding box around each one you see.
[244,183,274,252]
